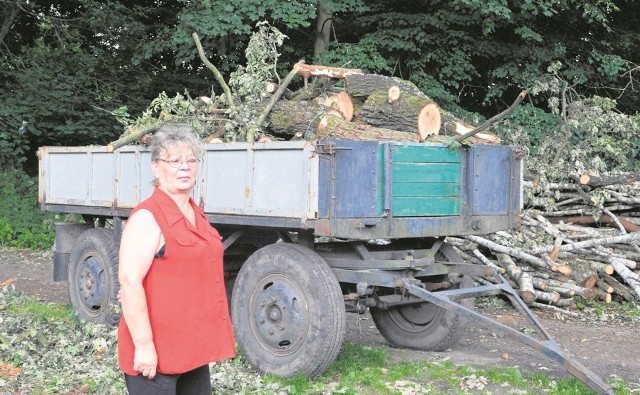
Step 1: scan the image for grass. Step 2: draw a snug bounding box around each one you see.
[266,341,629,395]
[1,291,636,394]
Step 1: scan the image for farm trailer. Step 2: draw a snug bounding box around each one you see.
[38,138,612,394]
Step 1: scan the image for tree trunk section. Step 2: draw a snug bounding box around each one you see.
[313,2,332,59]
[267,100,324,139]
[345,73,426,98]
[317,114,418,141]
[361,90,440,137]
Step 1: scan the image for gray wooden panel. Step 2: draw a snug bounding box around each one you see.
[200,141,317,219]
[47,152,91,203]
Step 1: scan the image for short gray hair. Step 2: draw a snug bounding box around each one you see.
[150,123,205,161]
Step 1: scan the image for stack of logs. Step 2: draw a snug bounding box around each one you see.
[447,173,640,316]
[262,64,501,145]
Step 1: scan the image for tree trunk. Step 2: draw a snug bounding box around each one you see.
[317,114,418,141]
[267,100,324,139]
[345,73,426,98]
[361,90,441,137]
[0,2,21,46]
[314,2,332,59]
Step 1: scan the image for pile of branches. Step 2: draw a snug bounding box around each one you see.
[448,173,640,316]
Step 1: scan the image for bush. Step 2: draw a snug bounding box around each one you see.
[0,170,56,250]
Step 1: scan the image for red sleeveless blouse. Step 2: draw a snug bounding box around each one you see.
[118,187,236,375]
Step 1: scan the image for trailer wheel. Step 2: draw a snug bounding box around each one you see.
[370,243,473,351]
[68,228,120,328]
[231,243,345,378]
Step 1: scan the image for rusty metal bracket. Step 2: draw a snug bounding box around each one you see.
[400,276,614,395]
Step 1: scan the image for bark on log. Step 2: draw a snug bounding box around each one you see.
[345,73,426,98]
[531,232,640,255]
[608,256,640,298]
[532,302,579,317]
[107,126,158,152]
[601,273,636,302]
[554,214,640,233]
[295,64,363,79]
[464,235,549,270]
[570,262,599,288]
[535,290,561,304]
[360,90,441,137]
[497,253,535,305]
[317,114,418,142]
[267,100,324,139]
[578,172,640,187]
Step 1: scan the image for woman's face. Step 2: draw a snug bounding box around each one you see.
[152,142,198,194]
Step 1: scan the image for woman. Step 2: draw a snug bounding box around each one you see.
[117,125,236,394]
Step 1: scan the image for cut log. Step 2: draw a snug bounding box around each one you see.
[316,91,354,122]
[535,290,561,304]
[267,100,324,139]
[316,114,418,142]
[578,172,640,187]
[601,273,636,302]
[360,90,441,137]
[295,64,363,79]
[608,256,640,298]
[417,104,442,142]
[496,253,535,305]
[264,82,278,94]
[464,235,550,270]
[554,214,640,233]
[440,111,500,144]
[387,86,401,104]
[569,261,599,288]
[345,73,426,98]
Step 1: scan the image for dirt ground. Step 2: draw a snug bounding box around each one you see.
[2,245,639,392]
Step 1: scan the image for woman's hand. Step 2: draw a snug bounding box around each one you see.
[133,343,158,379]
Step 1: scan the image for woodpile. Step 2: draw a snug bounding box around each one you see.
[108,57,506,151]
[448,175,640,315]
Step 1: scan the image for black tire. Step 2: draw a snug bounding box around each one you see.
[231,243,345,378]
[370,243,473,351]
[68,228,120,328]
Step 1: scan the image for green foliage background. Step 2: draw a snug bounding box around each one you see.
[1,0,639,249]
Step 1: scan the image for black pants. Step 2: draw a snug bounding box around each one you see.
[124,364,212,395]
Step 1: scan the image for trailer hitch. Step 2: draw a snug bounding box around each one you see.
[400,275,614,395]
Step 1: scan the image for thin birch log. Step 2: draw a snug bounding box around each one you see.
[531,232,640,255]
[496,253,535,305]
[601,273,636,302]
[608,257,640,298]
[535,290,561,304]
[596,280,614,294]
[532,302,579,317]
[464,235,550,270]
[472,249,505,274]
[553,298,578,309]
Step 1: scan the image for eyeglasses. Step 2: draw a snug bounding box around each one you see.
[157,157,200,168]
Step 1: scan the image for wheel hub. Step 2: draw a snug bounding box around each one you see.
[77,257,106,308]
[251,275,308,352]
